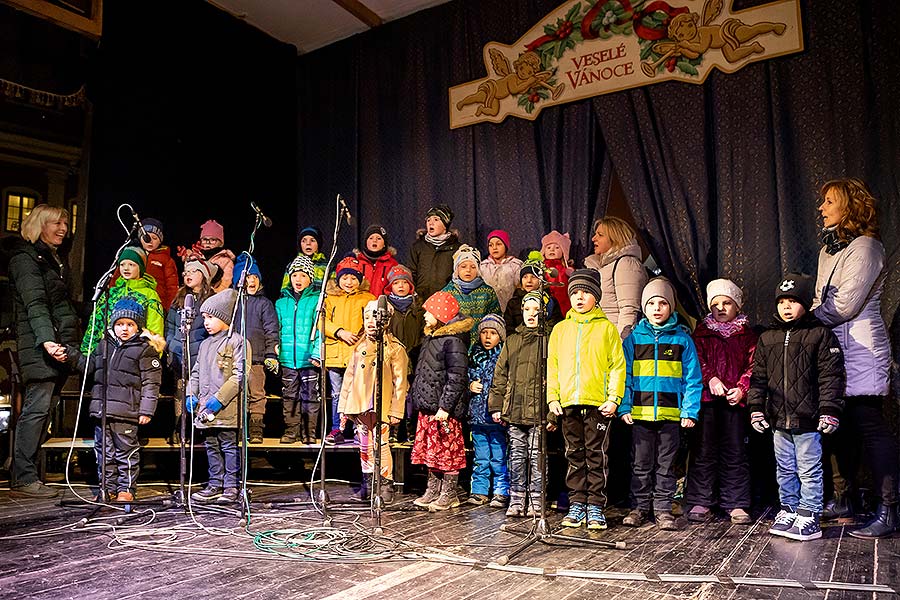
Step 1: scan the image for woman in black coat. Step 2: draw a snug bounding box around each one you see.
[8,205,80,498]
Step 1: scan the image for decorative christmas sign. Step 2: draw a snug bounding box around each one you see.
[449,0,802,129]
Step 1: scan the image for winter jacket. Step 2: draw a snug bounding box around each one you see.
[189,329,248,429]
[503,287,563,337]
[468,343,503,425]
[206,247,236,293]
[547,306,626,408]
[338,333,409,421]
[811,236,891,397]
[409,315,474,421]
[480,256,523,312]
[441,279,501,346]
[692,319,757,405]
[747,313,845,432]
[387,295,425,369]
[489,324,550,426]
[280,251,328,292]
[111,246,179,311]
[323,278,376,368]
[72,331,163,423]
[165,297,209,375]
[408,231,462,301]
[81,275,165,356]
[8,238,80,383]
[275,285,321,370]
[355,247,399,297]
[584,241,647,337]
[619,315,703,422]
[232,289,279,364]
[543,257,573,316]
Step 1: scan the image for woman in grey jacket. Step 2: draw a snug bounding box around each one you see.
[812,178,898,538]
[584,216,647,339]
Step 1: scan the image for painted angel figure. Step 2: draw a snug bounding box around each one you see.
[456,50,561,117]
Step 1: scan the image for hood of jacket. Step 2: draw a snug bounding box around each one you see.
[426,315,475,338]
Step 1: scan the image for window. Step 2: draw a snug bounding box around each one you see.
[69,202,78,235]
[5,191,36,233]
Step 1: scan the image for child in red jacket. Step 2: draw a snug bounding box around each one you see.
[110,218,179,311]
[684,279,758,524]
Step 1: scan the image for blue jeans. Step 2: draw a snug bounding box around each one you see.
[203,428,240,489]
[773,429,823,513]
[470,424,509,496]
[328,368,345,432]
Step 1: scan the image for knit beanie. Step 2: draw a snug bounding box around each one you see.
[520,250,546,280]
[110,297,146,330]
[775,272,815,310]
[386,264,414,294]
[119,246,147,276]
[453,244,481,273]
[200,219,225,244]
[298,225,323,250]
[141,218,164,243]
[478,313,507,343]
[426,204,454,228]
[184,259,213,283]
[335,254,364,283]
[642,277,676,311]
[423,291,460,324]
[706,278,743,310]
[487,229,511,252]
[288,254,316,280]
[522,290,546,309]
[200,288,238,326]
[541,230,572,266]
[364,224,388,246]
[233,254,261,287]
[567,269,602,302]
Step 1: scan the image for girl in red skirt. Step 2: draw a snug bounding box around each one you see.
[410,291,474,511]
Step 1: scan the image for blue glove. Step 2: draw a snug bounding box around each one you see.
[185,395,200,413]
[205,396,223,413]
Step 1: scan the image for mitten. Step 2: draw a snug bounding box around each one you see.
[750,411,770,433]
[185,395,200,413]
[205,396,223,413]
[818,414,840,434]
[264,358,279,373]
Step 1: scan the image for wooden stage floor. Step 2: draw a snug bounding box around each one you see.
[1,477,898,600]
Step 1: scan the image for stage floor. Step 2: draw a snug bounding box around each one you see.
[1,480,898,600]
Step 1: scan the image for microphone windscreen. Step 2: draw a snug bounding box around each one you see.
[546,267,559,278]
[184,293,194,313]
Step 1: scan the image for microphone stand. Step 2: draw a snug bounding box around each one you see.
[370,306,390,534]
[496,278,625,565]
[176,297,194,508]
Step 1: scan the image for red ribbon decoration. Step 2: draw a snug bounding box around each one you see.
[632,0,689,40]
[581,0,634,40]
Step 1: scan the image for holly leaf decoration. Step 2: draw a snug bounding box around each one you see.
[676,60,699,76]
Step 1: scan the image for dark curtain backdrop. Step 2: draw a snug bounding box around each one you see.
[297,0,900,325]
[84,0,297,299]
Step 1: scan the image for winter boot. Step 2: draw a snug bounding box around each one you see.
[249,416,264,444]
[380,478,395,505]
[429,473,460,511]
[849,504,899,539]
[351,473,373,503]
[414,471,442,508]
[280,424,300,444]
[822,495,854,522]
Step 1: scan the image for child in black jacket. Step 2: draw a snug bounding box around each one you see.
[747,274,845,542]
[69,298,164,502]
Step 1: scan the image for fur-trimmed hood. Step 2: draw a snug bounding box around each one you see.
[325,276,372,297]
[425,315,475,338]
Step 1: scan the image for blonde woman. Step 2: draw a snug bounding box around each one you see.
[584,216,648,338]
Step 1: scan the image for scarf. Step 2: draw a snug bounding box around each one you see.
[702,313,749,338]
[387,293,414,313]
[361,246,387,261]
[821,226,853,255]
[454,275,484,294]
[425,231,452,247]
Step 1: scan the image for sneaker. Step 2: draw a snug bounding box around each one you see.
[217,488,240,504]
[561,502,587,527]
[324,429,344,445]
[622,509,648,527]
[587,505,608,530]
[116,491,135,502]
[729,508,752,525]
[190,486,223,504]
[688,505,712,523]
[10,481,61,499]
[769,505,797,537]
[467,494,489,505]
[782,509,821,541]
[656,511,679,530]
[489,495,510,508]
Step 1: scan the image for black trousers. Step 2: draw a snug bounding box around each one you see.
[631,420,680,513]
[823,395,898,505]
[281,366,320,430]
[561,406,612,506]
[94,419,141,494]
[684,400,751,511]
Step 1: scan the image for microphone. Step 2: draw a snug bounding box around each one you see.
[182,293,195,326]
[338,194,352,225]
[195,407,216,424]
[126,205,153,244]
[250,202,273,228]
[376,294,390,325]
[544,266,559,279]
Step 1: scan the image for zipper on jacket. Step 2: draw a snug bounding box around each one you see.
[654,331,660,420]
[574,321,583,401]
[292,295,299,370]
[783,330,791,429]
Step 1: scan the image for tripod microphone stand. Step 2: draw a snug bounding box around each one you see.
[369,298,393,534]
[496,280,625,566]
